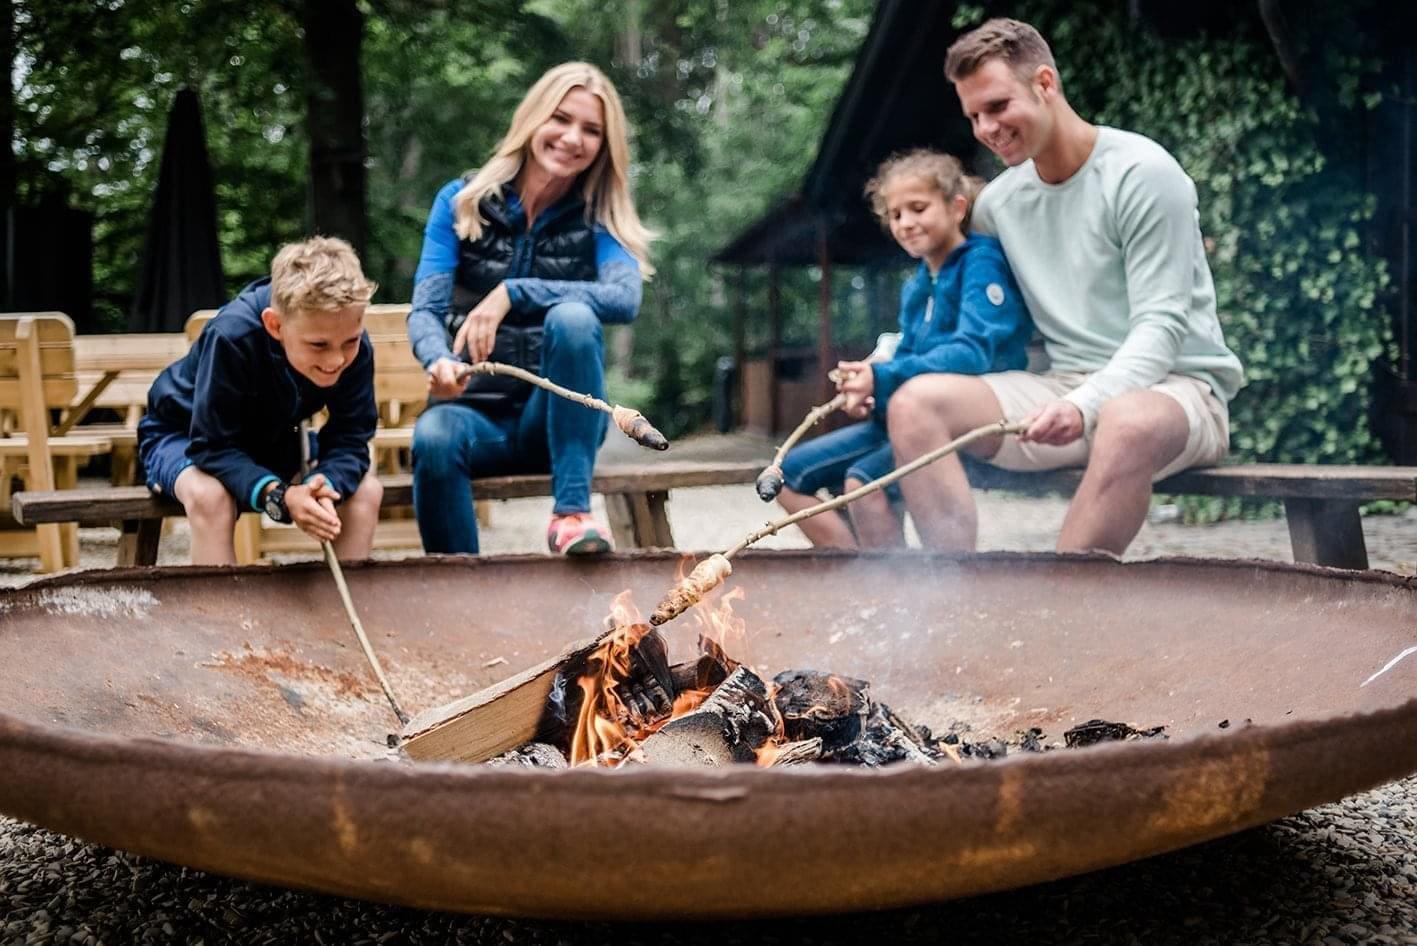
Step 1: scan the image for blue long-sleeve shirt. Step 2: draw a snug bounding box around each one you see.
[406,178,642,369]
[870,234,1032,419]
[140,279,376,511]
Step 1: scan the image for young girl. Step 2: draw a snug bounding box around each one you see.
[776,149,1032,548]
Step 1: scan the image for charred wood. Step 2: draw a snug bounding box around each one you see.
[1063,719,1167,748]
[640,667,778,767]
[771,669,869,751]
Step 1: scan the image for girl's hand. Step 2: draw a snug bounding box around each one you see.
[286,473,343,542]
[835,360,876,416]
[452,282,512,363]
[427,357,467,399]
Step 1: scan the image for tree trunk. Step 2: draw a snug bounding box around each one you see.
[0,0,14,306]
[302,0,367,256]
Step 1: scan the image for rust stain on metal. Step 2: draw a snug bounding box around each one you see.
[1148,746,1272,835]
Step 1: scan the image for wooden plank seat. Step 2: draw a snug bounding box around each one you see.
[961,460,1417,570]
[11,460,766,566]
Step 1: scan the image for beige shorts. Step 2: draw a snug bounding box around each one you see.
[979,371,1230,481]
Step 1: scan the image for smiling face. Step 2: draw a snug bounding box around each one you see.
[954,58,1056,167]
[262,304,365,388]
[882,176,968,271]
[527,87,606,182]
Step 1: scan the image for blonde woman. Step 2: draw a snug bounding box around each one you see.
[406,62,654,556]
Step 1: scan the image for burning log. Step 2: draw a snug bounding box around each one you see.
[650,420,1029,628]
[639,667,779,767]
[453,361,669,450]
[762,738,824,767]
[772,670,869,751]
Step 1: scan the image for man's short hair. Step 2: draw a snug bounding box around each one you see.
[269,236,377,316]
[945,18,1057,84]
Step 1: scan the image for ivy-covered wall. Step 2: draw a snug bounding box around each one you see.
[967,2,1397,489]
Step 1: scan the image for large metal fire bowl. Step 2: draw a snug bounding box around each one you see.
[1,551,1414,919]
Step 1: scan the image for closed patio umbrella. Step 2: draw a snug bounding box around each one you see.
[129,88,225,332]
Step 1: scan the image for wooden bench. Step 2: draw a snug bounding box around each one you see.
[1,314,116,570]
[963,461,1417,571]
[11,460,765,566]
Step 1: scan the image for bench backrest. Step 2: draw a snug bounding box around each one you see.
[0,313,80,412]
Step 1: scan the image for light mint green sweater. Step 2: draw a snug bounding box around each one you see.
[972,127,1244,431]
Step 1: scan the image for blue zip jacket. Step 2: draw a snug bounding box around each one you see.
[870,233,1032,419]
[140,278,377,511]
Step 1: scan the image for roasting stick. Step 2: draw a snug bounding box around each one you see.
[453,361,668,450]
[651,419,1030,627]
[296,421,410,727]
[322,542,411,726]
[756,366,858,501]
[755,392,846,501]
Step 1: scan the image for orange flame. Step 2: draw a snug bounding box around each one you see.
[568,591,645,766]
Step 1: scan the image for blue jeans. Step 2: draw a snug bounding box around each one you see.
[412,302,608,554]
[779,419,899,499]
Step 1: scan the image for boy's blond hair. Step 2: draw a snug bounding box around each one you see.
[863,149,985,233]
[269,236,377,316]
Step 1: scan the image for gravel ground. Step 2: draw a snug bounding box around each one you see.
[2,438,1416,942]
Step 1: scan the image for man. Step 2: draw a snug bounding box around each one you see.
[888,18,1244,554]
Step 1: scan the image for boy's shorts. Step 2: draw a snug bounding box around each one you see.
[780,420,899,499]
[138,425,195,498]
[979,370,1230,481]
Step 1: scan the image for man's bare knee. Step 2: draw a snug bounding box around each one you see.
[1093,395,1187,473]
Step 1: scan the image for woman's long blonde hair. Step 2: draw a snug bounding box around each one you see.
[452,62,655,278]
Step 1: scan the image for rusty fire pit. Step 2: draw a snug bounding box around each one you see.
[0,551,1415,919]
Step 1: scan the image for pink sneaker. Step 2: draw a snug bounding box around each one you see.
[547,513,613,555]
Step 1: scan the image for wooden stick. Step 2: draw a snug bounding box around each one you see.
[755,393,847,501]
[454,361,668,450]
[322,541,410,727]
[650,419,1028,626]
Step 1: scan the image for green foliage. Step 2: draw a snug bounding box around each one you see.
[1017,0,1397,518]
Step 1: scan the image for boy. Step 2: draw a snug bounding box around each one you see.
[138,236,384,564]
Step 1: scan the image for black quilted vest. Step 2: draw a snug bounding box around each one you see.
[448,183,597,412]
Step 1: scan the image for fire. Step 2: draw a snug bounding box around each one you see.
[569,563,768,767]
[568,591,645,766]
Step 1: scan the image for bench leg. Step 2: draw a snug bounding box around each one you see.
[1284,498,1369,570]
[117,518,164,567]
[605,491,674,549]
[234,512,263,565]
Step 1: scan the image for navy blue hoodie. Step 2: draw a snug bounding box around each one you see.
[139,278,377,511]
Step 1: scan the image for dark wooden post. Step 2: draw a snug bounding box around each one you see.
[767,262,782,435]
[302,0,368,256]
[732,268,747,428]
[817,218,834,402]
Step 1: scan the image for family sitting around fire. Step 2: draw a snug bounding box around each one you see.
[139,17,1243,566]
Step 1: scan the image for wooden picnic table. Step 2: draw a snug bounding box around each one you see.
[64,332,187,432]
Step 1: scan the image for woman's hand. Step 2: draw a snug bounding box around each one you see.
[452,282,512,363]
[285,474,342,543]
[835,360,876,418]
[427,357,467,399]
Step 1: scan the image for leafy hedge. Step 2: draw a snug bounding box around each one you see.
[985,2,1399,515]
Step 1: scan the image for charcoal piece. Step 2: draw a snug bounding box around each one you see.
[1064,718,1167,748]
[772,669,869,750]
[833,702,936,767]
[1016,727,1047,753]
[640,667,779,767]
[486,742,568,769]
[764,738,824,766]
